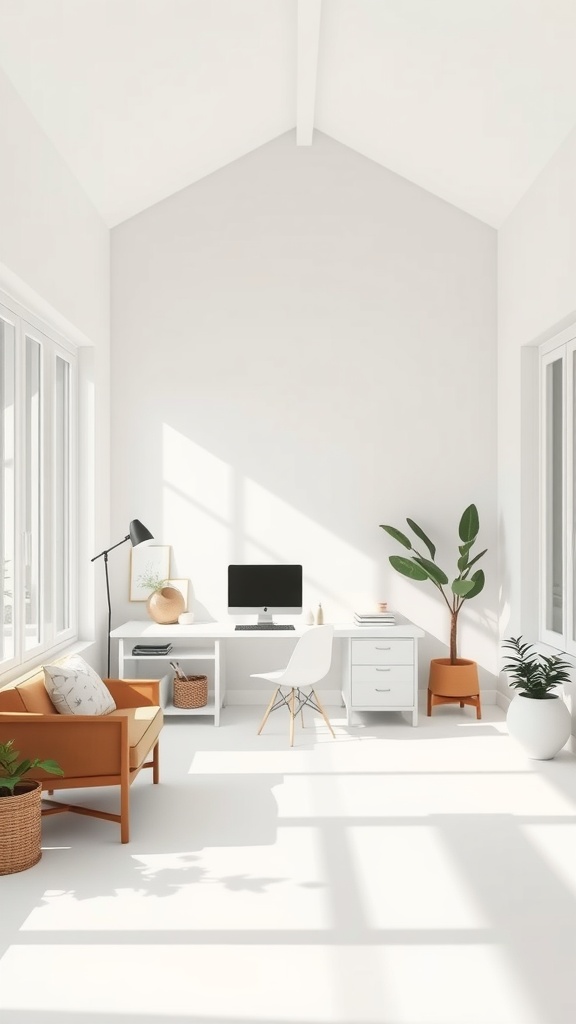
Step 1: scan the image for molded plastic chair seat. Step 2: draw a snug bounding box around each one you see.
[252,625,335,746]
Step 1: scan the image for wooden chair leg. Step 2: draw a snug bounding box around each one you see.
[290,688,295,747]
[152,740,160,784]
[120,777,130,845]
[311,690,335,738]
[258,688,280,735]
[427,688,432,716]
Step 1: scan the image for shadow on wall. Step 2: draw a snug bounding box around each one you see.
[111,407,498,687]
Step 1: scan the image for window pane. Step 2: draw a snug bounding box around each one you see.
[55,356,70,632]
[25,335,41,650]
[0,318,15,665]
[546,358,563,634]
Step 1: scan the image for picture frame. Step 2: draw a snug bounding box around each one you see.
[129,545,171,601]
[166,578,189,611]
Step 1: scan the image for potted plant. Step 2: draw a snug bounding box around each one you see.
[380,504,487,716]
[0,739,63,874]
[138,570,185,624]
[502,636,572,759]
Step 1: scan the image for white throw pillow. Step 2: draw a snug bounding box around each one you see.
[43,655,116,715]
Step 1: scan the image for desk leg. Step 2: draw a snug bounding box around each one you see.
[214,640,221,726]
[412,707,418,727]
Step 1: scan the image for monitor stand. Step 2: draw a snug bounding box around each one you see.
[257,612,274,625]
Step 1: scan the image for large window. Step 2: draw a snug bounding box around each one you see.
[540,330,576,654]
[0,300,76,675]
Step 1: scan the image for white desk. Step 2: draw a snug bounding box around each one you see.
[111,619,424,726]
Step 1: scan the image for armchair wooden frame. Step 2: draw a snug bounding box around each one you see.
[0,678,162,844]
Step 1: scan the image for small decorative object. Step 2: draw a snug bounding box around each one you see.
[381,504,486,717]
[0,740,63,875]
[138,569,185,624]
[305,608,315,625]
[178,611,195,625]
[377,602,388,613]
[502,636,572,759]
[315,603,324,625]
[170,663,208,709]
[166,578,189,610]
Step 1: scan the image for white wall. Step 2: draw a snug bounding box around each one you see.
[498,121,576,710]
[0,67,110,666]
[111,130,497,693]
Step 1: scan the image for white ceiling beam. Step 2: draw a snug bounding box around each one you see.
[296,0,322,145]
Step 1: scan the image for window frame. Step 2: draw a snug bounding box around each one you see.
[539,327,576,656]
[0,298,77,677]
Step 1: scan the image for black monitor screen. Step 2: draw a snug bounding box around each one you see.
[228,564,302,611]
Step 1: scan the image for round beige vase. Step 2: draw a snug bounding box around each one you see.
[427,658,481,718]
[147,586,185,625]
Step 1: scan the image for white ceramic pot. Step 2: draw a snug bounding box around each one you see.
[506,692,571,760]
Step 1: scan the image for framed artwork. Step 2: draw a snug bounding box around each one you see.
[129,545,171,601]
[167,579,189,611]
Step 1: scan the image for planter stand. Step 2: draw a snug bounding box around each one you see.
[427,658,482,719]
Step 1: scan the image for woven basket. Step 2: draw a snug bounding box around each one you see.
[0,780,42,875]
[173,674,208,709]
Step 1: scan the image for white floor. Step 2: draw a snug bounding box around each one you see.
[1,700,576,1024]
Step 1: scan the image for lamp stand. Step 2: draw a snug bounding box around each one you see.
[91,533,130,678]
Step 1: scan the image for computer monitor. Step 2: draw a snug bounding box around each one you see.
[228,564,303,625]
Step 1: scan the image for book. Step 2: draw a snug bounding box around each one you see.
[132,643,173,655]
[354,612,395,625]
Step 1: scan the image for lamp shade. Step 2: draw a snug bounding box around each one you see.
[129,519,154,547]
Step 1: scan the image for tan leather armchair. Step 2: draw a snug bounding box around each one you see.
[0,669,163,843]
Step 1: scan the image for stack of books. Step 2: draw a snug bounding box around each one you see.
[354,610,396,626]
[132,642,173,656]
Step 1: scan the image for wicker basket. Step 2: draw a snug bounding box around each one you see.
[0,780,42,875]
[173,674,208,709]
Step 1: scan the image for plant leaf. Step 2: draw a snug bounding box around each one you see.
[464,569,485,599]
[452,578,476,596]
[457,553,469,572]
[413,556,448,586]
[466,548,487,572]
[459,504,479,544]
[406,519,436,560]
[389,555,429,581]
[36,760,64,777]
[380,525,412,550]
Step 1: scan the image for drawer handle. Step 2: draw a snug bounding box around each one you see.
[376,667,391,672]
[376,688,391,692]
[375,646,391,650]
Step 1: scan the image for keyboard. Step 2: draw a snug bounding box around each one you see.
[235,624,295,631]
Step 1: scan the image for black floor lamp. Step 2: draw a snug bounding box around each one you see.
[91,519,154,677]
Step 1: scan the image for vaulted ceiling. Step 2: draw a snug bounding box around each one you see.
[1,0,576,228]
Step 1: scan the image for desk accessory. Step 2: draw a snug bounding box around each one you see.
[91,519,154,676]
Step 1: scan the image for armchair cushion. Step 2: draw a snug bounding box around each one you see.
[43,655,116,715]
[107,705,163,770]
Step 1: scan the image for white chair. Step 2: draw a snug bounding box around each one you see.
[252,625,335,746]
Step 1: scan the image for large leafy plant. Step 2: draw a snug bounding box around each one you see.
[380,504,486,664]
[0,739,63,797]
[502,636,572,699]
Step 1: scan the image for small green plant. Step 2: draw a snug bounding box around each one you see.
[380,504,486,663]
[137,570,168,594]
[0,740,63,797]
[502,636,572,700]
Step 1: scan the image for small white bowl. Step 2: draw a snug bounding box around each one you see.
[178,612,195,625]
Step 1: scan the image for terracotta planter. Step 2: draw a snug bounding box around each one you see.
[427,658,481,718]
[507,692,571,760]
[147,586,185,625]
[0,780,42,875]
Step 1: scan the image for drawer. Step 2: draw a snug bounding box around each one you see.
[351,664,414,687]
[352,678,415,707]
[351,639,414,666]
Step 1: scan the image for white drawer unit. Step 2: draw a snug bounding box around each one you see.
[343,634,419,726]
